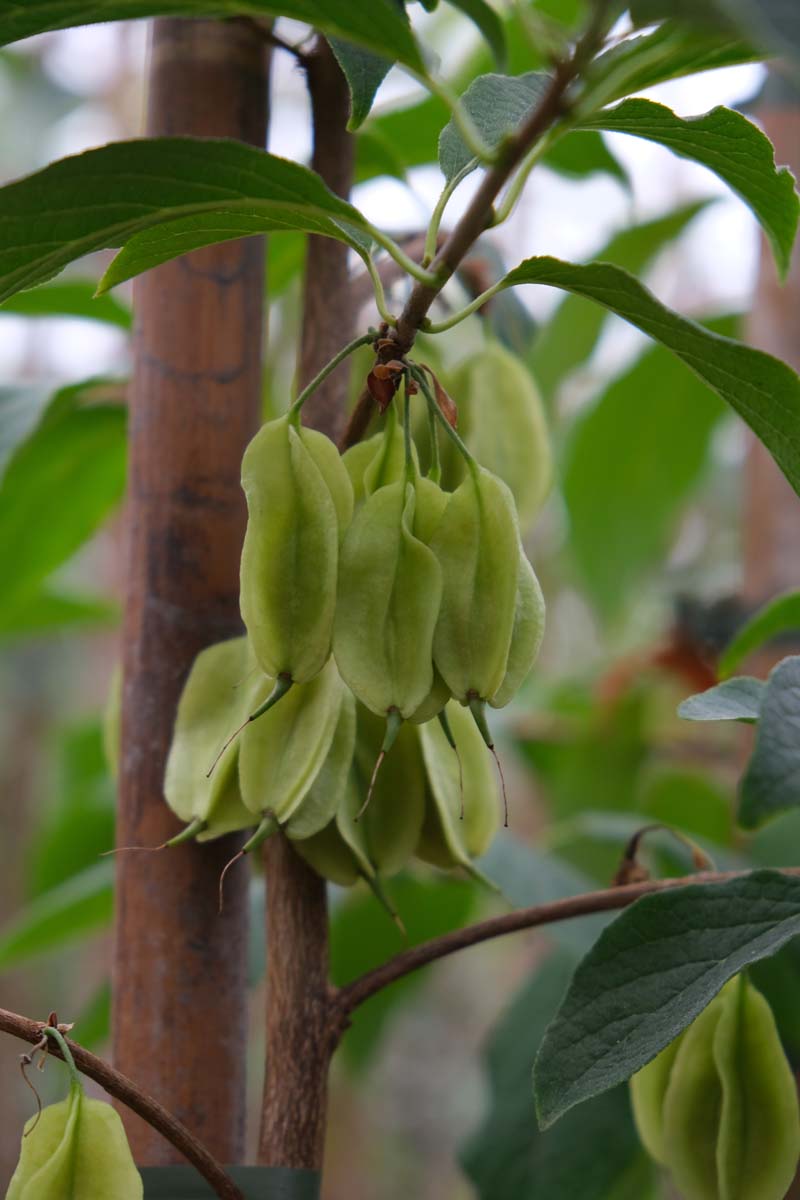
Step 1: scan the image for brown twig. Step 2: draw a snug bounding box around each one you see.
[0,1008,243,1200]
[334,868,800,1019]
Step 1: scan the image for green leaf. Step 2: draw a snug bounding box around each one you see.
[542,129,629,188]
[446,0,507,66]
[580,99,798,280]
[0,861,113,970]
[678,676,765,722]
[500,257,800,496]
[0,0,422,69]
[328,39,393,132]
[0,588,117,638]
[580,22,762,112]
[0,138,376,302]
[720,591,800,678]
[529,203,707,400]
[0,379,126,621]
[0,279,131,328]
[0,384,55,477]
[740,656,800,828]
[331,872,481,1071]
[438,71,550,183]
[533,869,800,1128]
[462,948,654,1200]
[563,337,725,620]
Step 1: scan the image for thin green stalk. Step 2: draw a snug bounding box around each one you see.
[403,376,415,485]
[44,1026,82,1093]
[409,363,477,474]
[492,124,564,227]
[424,281,506,334]
[423,163,474,266]
[362,254,397,325]
[426,395,442,484]
[289,331,376,421]
[366,228,442,286]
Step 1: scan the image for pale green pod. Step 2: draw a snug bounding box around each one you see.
[164,636,256,840]
[7,1086,142,1200]
[285,687,356,840]
[355,706,426,876]
[488,547,545,709]
[408,667,451,724]
[334,481,442,720]
[461,341,552,532]
[343,433,382,507]
[240,414,341,683]
[430,466,519,703]
[630,1031,685,1166]
[239,657,344,823]
[412,474,449,545]
[362,403,408,498]
[299,425,354,542]
[295,771,374,886]
[417,701,498,876]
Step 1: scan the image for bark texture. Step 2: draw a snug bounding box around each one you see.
[113,18,269,1164]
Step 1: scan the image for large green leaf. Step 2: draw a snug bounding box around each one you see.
[0,0,422,68]
[580,99,798,279]
[720,591,800,678]
[501,257,800,495]
[0,380,126,622]
[543,129,629,188]
[0,588,117,638]
[529,203,707,400]
[462,948,654,1200]
[0,279,131,328]
[678,676,765,722]
[740,656,800,828]
[438,71,551,183]
[579,22,761,112]
[0,138,375,302]
[328,38,394,132]
[0,861,113,971]
[563,336,726,620]
[533,869,800,1128]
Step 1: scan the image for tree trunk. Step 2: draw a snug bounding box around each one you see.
[113,18,269,1164]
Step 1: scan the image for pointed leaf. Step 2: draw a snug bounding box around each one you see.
[500,256,800,497]
[720,591,800,678]
[438,71,550,183]
[328,39,393,131]
[740,657,800,828]
[1,280,131,328]
[0,138,375,302]
[446,0,506,66]
[0,0,422,69]
[678,676,765,723]
[543,130,630,188]
[533,870,800,1128]
[580,99,798,279]
[0,862,113,970]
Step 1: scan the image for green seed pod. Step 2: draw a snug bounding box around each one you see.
[447,342,552,532]
[300,425,354,541]
[240,414,351,684]
[417,701,498,878]
[295,771,374,886]
[363,403,408,498]
[488,546,545,709]
[354,705,426,876]
[342,433,382,508]
[239,656,344,825]
[7,1086,143,1200]
[334,480,442,721]
[430,466,519,705]
[285,687,356,840]
[631,975,800,1200]
[408,666,451,724]
[630,1030,685,1165]
[412,474,449,545]
[164,636,256,843]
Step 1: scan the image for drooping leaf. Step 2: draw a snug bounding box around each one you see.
[438,71,550,183]
[328,39,393,132]
[740,657,800,828]
[533,869,800,1128]
[578,22,761,113]
[678,676,765,723]
[0,862,113,971]
[0,381,126,623]
[720,591,800,678]
[0,279,131,328]
[542,129,629,188]
[563,336,726,620]
[500,257,800,496]
[0,139,376,303]
[580,99,799,279]
[446,0,507,66]
[462,948,654,1200]
[0,0,423,68]
[529,203,707,400]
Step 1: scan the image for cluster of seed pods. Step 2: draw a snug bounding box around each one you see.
[158,344,551,909]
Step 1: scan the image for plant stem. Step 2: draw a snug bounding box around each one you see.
[289,332,377,421]
[424,163,474,266]
[410,363,477,471]
[43,1025,81,1092]
[1,1010,243,1200]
